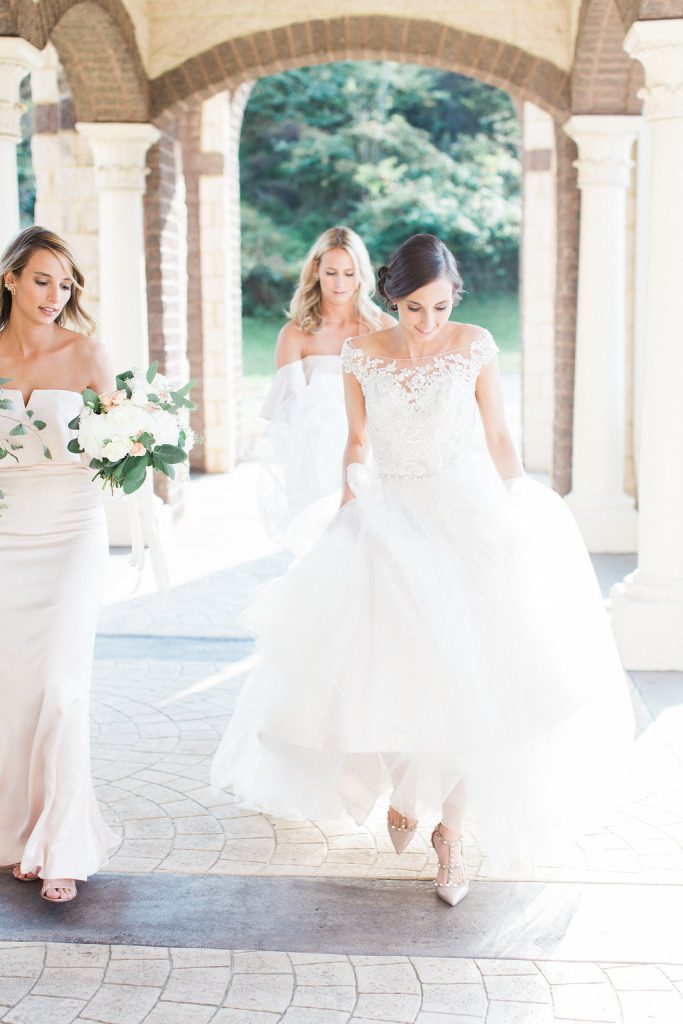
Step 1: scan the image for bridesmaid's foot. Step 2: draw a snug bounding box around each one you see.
[12,865,39,882]
[387,805,418,854]
[41,879,78,903]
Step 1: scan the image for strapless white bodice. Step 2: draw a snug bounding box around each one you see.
[0,389,85,468]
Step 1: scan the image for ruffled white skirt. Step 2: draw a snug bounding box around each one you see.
[213,451,634,867]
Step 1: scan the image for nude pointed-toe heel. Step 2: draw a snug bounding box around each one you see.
[387,807,418,854]
[431,825,469,907]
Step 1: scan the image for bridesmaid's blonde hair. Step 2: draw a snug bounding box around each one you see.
[0,226,96,334]
[287,226,384,334]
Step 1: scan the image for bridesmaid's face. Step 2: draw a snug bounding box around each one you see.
[395,277,454,343]
[316,247,359,307]
[7,249,73,326]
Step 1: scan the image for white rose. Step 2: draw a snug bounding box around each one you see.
[101,439,132,462]
[78,409,110,458]
[130,389,149,407]
[149,408,180,447]
[104,403,154,439]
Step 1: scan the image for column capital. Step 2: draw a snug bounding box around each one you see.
[625,19,683,120]
[0,37,44,142]
[76,121,161,192]
[564,114,641,189]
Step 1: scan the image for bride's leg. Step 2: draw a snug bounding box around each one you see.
[434,779,467,886]
[384,753,418,852]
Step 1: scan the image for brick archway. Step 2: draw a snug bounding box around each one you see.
[7,0,148,121]
[150,17,570,120]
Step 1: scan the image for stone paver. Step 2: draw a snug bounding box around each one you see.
[2,944,682,1024]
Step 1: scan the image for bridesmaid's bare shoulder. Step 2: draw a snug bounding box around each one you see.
[66,332,115,392]
[275,320,307,368]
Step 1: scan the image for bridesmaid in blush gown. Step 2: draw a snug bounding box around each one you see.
[259,226,394,551]
[0,227,119,903]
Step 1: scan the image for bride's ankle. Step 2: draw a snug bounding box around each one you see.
[437,822,462,843]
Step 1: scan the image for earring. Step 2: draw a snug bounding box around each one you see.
[391,302,398,311]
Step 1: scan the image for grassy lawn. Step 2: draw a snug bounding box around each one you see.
[243,291,520,379]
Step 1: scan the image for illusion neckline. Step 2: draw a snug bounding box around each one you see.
[344,335,487,363]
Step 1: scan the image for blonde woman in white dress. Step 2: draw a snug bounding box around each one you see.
[0,227,118,903]
[259,226,394,550]
[214,234,634,907]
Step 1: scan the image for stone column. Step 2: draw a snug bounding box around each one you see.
[611,20,683,668]
[184,84,250,474]
[563,114,640,552]
[521,102,556,476]
[76,122,160,370]
[0,37,42,251]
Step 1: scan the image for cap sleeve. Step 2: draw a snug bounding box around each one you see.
[470,330,499,374]
[340,338,366,382]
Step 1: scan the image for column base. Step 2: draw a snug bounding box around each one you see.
[611,570,683,669]
[564,493,637,552]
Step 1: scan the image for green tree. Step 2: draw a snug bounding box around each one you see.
[240,61,520,315]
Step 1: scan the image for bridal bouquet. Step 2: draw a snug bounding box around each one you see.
[0,378,52,515]
[67,362,196,495]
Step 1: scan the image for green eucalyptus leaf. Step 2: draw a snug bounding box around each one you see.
[146,360,159,384]
[0,398,14,410]
[138,431,155,449]
[0,448,7,459]
[9,423,26,436]
[25,409,34,418]
[43,446,52,460]
[82,387,100,411]
[67,438,82,454]
[153,444,186,464]
[122,459,147,494]
[67,415,80,430]
[33,420,46,430]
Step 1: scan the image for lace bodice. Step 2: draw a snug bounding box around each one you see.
[341,331,498,478]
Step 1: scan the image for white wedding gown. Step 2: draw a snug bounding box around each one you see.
[258,355,347,550]
[213,332,634,865]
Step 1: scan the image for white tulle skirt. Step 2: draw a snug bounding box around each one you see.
[213,451,634,867]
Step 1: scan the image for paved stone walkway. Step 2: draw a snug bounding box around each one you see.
[2,942,683,1024]
[2,377,683,1023]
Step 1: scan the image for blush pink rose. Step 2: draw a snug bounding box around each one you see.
[130,441,146,457]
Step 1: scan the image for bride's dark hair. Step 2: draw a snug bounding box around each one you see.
[376,234,464,310]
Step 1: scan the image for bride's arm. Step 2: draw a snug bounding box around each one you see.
[475,356,523,482]
[340,370,369,507]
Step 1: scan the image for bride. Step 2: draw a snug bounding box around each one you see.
[213,233,634,907]
[259,226,393,550]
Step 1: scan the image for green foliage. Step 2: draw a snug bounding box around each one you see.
[240,62,520,316]
[243,289,520,381]
[18,76,35,228]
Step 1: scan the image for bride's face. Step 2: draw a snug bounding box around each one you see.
[396,277,453,342]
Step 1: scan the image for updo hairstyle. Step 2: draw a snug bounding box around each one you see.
[376,234,464,311]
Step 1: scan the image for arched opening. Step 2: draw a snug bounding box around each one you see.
[237,59,524,457]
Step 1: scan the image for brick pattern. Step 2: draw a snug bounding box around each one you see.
[144,117,188,511]
[572,0,644,115]
[9,0,148,122]
[149,17,571,120]
[182,88,250,475]
[552,125,580,497]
